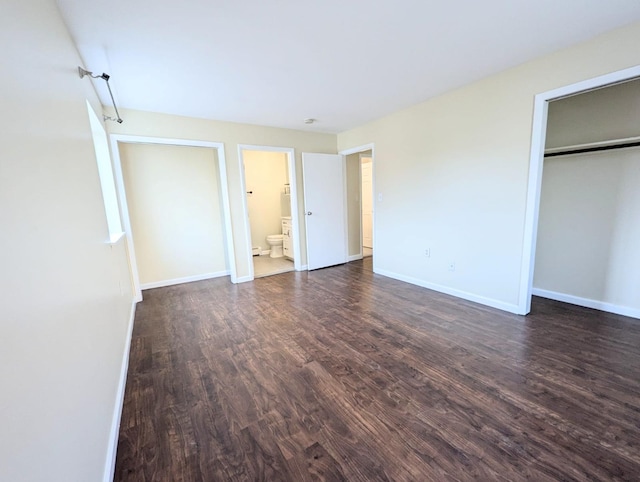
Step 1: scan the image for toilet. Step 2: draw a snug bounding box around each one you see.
[266,234,284,258]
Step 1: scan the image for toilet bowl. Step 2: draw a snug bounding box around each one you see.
[266,234,284,258]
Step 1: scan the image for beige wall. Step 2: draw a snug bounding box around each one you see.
[120,143,228,286]
[243,150,289,253]
[534,150,640,311]
[0,1,134,480]
[546,78,640,148]
[337,21,640,311]
[346,152,362,256]
[107,109,337,278]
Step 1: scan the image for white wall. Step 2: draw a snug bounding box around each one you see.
[242,150,288,253]
[337,21,640,312]
[120,143,228,287]
[0,1,134,481]
[607,155,640,309]
[534,150,640,313]
[107,109,337,278]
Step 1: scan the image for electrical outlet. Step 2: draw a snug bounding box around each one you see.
[448,261,456,271]
[424,248,430,258]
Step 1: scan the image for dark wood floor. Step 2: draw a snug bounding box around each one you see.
[115,258,640,481]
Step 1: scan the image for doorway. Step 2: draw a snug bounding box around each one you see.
[341,144,375,267]
[532,79,640,319]
[520,65,640,316]
[238,145,300,279]
[110,135,236,302]
[361,154,373,258]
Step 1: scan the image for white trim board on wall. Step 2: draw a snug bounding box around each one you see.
[109,134,237,301]
[103,300,137,482]
[532,288,640,320]
[519,65,640,316]
[140,270,230,290]
[377,268,520,314]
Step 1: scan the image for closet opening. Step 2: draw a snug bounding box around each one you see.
[521,66,640,319]
[110,135,236,301]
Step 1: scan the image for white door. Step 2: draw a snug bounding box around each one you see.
[302,153,347,270]
[361,160,373,249]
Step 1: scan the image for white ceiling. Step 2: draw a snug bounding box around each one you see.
[56,0,640,133]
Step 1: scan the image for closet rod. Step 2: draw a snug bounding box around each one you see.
[544,140,640,158]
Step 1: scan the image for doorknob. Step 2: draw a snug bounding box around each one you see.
[306,211,312,215]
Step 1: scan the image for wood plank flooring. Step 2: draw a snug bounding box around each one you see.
[114,258,640,481]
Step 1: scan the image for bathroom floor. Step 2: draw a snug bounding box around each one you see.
[253,255,294,278]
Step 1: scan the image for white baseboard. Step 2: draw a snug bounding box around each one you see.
[104,300,137,482]
[348,254,363,262]
[261,249,271,256]
[141,270,229,290]
[234,275,254,283]
[532,288,640,320]
[375,268,521,314]
[298,264,309,271]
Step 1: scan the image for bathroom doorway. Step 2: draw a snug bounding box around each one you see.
[239,146,300,279]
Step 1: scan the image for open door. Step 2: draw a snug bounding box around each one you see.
[302,153,347,270]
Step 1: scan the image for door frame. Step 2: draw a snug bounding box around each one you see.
[519,65,640,315]
[110,134,236,301]
[339,143,375,268]
[238,145,301,279]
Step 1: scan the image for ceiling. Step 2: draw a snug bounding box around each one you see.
[56,0,640,134]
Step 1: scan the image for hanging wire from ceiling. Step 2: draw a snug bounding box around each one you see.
[78,67,123,123]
